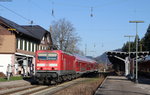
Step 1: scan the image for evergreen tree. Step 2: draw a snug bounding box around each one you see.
[141,25,150,51]
[122,41,136,52]
[122,24,150,52]
[122,43,128,52]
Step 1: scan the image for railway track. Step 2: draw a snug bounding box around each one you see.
[0,85,39,95]
[32,78,86,95]
[0,78,89,95]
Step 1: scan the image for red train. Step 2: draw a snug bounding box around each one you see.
[35,50,98,84]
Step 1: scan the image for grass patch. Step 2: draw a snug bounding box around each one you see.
[0,76,23,82]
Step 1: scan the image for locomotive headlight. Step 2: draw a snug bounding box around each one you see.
[37,67,40,70]
[49,64,58,67]
[37,64,45,66]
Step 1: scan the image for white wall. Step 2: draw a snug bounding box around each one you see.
[0,54,14,75]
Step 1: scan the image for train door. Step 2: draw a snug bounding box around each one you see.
[73,60,76,71]
[80,62,82,72]
[77,62,80,72]
[63,58,66,71]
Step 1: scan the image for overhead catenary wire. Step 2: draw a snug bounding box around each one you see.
[0,4,31,22]
[1,0,128,19]
[29,0,55,22]
[51,1,55,17]
[29,0,55,18]
[90,7,93,17]
[0,4,42,36]
[30,0,51,15]
[0,0,129,29]
[48,0,128,9]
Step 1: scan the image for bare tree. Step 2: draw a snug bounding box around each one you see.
[50,18,81,54]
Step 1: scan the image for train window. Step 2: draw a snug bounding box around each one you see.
[38,53,47,60]
[48,53,57,60]
[38,53,57,60]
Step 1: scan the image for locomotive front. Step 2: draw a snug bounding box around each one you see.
[35,50,60,84]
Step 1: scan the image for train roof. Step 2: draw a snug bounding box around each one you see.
[73,54,96,63]
[36,50,73,56]
[36,50,62,53]
[36,50,96,63]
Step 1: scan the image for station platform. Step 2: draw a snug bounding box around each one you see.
[95,76,150,95]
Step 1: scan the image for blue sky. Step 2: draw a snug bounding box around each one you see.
[0,0,150,57]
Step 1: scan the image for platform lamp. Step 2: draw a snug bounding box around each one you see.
[129,21,144,83]
[124,35,135,78]
[124,35,135,58]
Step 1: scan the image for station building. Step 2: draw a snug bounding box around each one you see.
[0,16,53,76]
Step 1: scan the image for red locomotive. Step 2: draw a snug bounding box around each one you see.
[35,50,98,84]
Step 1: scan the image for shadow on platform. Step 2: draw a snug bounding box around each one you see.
[137,76,150,85]
[95,89,150,95]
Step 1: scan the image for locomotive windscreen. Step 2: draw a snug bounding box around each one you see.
[38,52,57,60]
[47,53,57,60]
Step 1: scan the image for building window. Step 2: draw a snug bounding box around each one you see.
[30,42,32,52]
[24,40,27,51]
[47,36,50,43]
[34,44,36,52]
[36,45,39,51]
[28,42,31,51]
[17,38,20,49]
[22,40,25,50]
[40,46,42,50]
[38,45,40,50]
[20,39,23,50]
[16,38,18,49]
[44,46,46,50]
[41,37,45,44]
[32,42,34,52]
[27,41,29,51]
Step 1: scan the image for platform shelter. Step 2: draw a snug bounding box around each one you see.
[106,51,149,76]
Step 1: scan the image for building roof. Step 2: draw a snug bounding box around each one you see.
[21,25,47,40]
[0,16,48,40]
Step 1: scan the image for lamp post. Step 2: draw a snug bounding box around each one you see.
[124,35,135,77]
[124,35,135,58]
[129,21,144,83]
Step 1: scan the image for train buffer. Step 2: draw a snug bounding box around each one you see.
[94,76,150,95]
